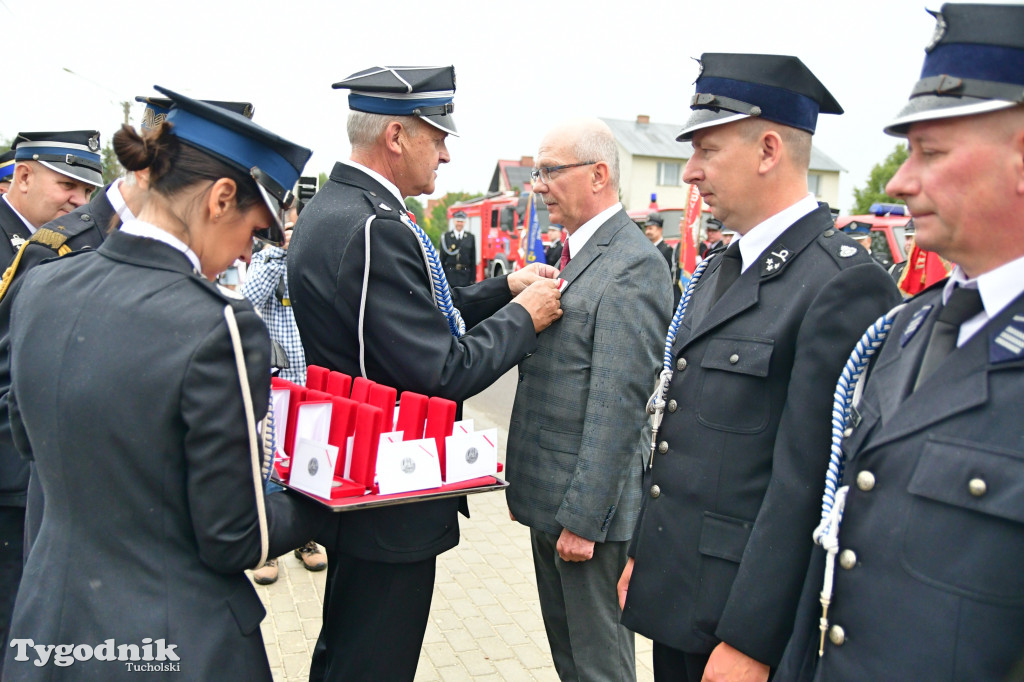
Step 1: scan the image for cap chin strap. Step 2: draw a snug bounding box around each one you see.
[691,92,763,117]
[911,74,1024,102]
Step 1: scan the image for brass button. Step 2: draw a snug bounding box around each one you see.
[828,625,845,646]
[658,441,668,454]
[650,485,661,499]
[838,549,857,570]
[676,358,688,371]
[969,478,987,497]
[729,353,740,364]
[856,470,875,492]
[667,399,678,413]
[843,427,853,438]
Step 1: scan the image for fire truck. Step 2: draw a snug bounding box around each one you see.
[834,203,913,271]
[446,192,552,280]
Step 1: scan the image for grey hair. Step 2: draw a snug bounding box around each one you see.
[569,125,619,190]
[347,111,423,151]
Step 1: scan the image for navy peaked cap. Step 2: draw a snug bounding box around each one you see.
[135,96,254,131]
[332,66,458,136]
[677,53,842,141]
[0,149,14,183]
[13,130,103,187]
[843,221,872,237]
[885,3,1024,136]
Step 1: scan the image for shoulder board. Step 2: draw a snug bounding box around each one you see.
[43,210,105,239]
[359,189,407,222]
[817,228,877,269]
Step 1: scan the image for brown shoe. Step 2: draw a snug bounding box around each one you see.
[252,557,279,585]
[294,541,327,571]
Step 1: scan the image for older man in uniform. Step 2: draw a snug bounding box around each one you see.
[440,209,475,287]
[616,54,900,682]
[779,5,1024,680]
[288,65,562,681]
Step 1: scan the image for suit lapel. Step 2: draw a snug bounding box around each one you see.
[558,209,630,293]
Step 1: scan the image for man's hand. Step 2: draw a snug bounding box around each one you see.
[701,642,769,682]
[617,557,634,610]
[507,262,559,294]
[512,279,562,333]
[556,528,595,562]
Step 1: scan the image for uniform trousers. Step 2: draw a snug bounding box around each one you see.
[309,550,435,682]
[652,641,776,682]
[530,528,635,682]
[0,506,25,679]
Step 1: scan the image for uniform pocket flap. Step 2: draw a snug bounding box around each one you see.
[698,512,754,563]
[909,438,1024,524]
[227,583,267,636]
[700,337,773,377]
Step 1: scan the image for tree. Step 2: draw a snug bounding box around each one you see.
[404,197,424,225]
[318,171,328,189]
[851,144,909,214]
[425,191,475,246]
[101,137,123,186]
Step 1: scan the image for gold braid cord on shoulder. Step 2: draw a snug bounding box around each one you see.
[0,229,72,302]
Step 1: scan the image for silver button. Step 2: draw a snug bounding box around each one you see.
[969,478,987,497]
[856,471,875,492]
[843,427,853,438]
[838,549,857,570]
[729,354,740,364]
[650,485,661,499]
[667,399,678,413]
[676,358,688,371]
[828,625,845,646]
[658,441,668,454]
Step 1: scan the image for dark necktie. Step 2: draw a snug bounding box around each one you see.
[560,240,571,270]
[913,286,984,390]
[712,242,742,304]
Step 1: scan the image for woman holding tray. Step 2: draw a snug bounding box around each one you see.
[3,87,332,681]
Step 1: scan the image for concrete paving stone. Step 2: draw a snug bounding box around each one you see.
[295,599,321,619]
[270,668,286,682]
[430,665,470,682]
[467,586,499,607]
[493,658,539,682]
[260,620,277,645]
[447,597,482,620]
[272,610,301,633]
[492,623,530,647]
[510,642,553,670]
[281,652,310,679]
[424,641,460,669]
[458,650,498,677]
[478,603,514,627]
[413,657,440,681]
[276,630,309,656]
[300,618,321,640]
[431,608,466,632]
[445,628,482,653]
[422,621,444,644]
[269,593,297,613]
[437,580,469,601]
[265,644,281,669]
[475,635,514,661]
[458,615,496,639]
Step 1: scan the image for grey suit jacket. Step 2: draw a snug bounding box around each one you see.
[506,207,672,542]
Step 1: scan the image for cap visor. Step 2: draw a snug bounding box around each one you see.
[419,112,458,137]
[36,160,103,187]
[883,96,1018,137]
[676,110,749,141]
[255,181,286,245]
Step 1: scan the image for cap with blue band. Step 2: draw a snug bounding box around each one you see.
[151,85,311,246]
[135,96,255,131]
[885,3,1024,136]
[0,150,18,183]
[11,131,103,187]
[333,66,459,136]
[677,53,843,141]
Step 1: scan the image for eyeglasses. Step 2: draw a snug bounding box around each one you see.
[530,161,596,185]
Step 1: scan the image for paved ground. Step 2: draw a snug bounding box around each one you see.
[253,371,655,681]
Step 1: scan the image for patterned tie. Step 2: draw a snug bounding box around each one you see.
[913,286,984,390]
[560,239,571,270]
[712,242,742,304]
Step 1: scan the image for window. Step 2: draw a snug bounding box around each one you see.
[808,173,822,197]
[657,162,681,187]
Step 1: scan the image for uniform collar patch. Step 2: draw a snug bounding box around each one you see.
[760,243,791,276]
[991,314,1024,364]
[902,305,933,347]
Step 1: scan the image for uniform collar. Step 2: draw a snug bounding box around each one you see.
[105,179,137,223]
[2,194,37,234]
[119,218,202,273]
[342,159,404,206]
[734,193,818,272]
[944,254,1024,344]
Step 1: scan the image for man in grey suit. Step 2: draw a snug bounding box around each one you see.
[506,118,672,681]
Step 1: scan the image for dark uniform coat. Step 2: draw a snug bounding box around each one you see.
[621,206,901,666]
[506,209,671,542]
[288,161,537,564]
[0,198,33,273]
[655,239,673,270]
[439,228,476,287]
[544,238,563,268]
[2,231,327,681]
[778,284,1024,681]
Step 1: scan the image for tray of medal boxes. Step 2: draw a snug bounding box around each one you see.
[269,365,506,511]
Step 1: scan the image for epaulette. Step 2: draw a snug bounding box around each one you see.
[817,228,877,269]
[363,190,406,221]
[44,209,107,239]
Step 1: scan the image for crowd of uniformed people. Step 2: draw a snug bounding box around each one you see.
[0,3,1022,680]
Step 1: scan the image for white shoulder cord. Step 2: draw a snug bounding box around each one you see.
[358,215,375,379]
[222,304,270,569]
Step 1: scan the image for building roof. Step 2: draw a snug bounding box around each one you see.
[601,116,845,173]
[489,159,536,193]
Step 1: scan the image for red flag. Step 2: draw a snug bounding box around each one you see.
[679,184,701,278]
[898,243,952,296]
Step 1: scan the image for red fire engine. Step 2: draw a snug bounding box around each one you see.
[446,192,553,280]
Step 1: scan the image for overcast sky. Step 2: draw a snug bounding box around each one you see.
[3,0,1002,212]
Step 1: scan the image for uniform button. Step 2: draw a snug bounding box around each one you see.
[969,478,987,497]
[667,399,678,413]
[650,485,661,499]
[824,229,835,237]
[729,354,740,364]
[828,625,845,646]
[658,441,668,454]
[856,470,875,492]
[676,358,688,371]
[843,427,853,438]
[838,549,857,570]
[80,214,91,221]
